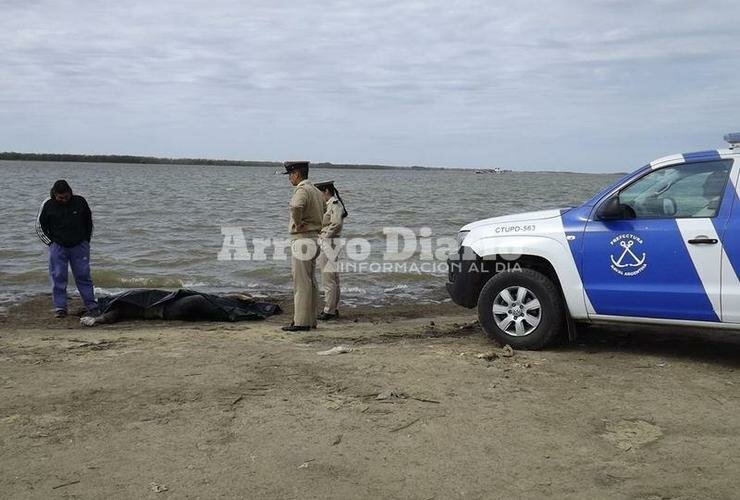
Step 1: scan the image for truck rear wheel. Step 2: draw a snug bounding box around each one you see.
[477,268,563,349]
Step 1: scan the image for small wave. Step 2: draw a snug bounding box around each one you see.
[181,281,210,288]
[93,286,126,296]
[0,268,199,290]
[362,272,442,283]
[0,270,48,285]
[92,269,188,288]
[0,289,42,306]
[239,267,285,279]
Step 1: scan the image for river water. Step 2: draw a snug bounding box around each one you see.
[0,161,621,311]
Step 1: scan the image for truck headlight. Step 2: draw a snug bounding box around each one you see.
[456,230,470,248]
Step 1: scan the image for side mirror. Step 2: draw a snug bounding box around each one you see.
[596,195,625,220]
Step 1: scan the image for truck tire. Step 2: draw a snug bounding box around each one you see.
[477,268,564,349]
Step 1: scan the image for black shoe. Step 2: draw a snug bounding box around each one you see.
[282,324,311,332]
[54,309,68,319]
[318,312,338,321]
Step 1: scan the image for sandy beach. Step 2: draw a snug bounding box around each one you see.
[1,296,738,499]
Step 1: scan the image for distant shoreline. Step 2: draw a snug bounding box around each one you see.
[0,152,628,175]
[0,152,444,171]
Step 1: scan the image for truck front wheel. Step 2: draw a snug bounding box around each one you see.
[477,268,564,349]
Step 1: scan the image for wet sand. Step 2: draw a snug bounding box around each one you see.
[1,295,739,498]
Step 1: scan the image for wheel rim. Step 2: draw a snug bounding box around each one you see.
[492,286,542,337]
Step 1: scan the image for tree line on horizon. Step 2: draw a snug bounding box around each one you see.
[0,152,436,170]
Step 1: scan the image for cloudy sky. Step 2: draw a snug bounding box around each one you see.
[1,0,738,171]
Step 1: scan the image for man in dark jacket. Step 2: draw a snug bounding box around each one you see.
[36,180,98,318]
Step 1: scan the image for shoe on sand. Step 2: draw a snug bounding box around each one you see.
[54,309,68,319]
[281,324,311,332]
[318,312,338,321]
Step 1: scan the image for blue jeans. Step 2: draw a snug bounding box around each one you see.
[49,241,97,312]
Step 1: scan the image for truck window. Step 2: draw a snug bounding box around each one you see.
[619,160,732,219]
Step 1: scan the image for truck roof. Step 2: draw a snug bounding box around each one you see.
[649,148,736,169]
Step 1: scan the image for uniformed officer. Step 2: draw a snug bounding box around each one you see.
[282,161,325,332]
[316,181,347,320]
[315,181,348,320]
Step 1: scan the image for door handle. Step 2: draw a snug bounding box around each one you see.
[687,236,718,245]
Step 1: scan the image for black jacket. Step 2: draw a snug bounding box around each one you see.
[37,195,93,247]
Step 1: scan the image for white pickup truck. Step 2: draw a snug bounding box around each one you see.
[446,133,740,348]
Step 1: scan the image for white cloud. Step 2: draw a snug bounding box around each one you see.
[0,0,737,170]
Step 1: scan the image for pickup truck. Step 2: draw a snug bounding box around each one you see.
[446,133,740,349]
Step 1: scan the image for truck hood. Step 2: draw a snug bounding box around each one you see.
[460,208,567,232]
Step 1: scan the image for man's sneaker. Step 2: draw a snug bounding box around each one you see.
[54,309,68,319]
[318,311,338,321]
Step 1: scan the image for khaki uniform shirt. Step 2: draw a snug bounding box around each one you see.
[320,196,344,239]
[289,180,324,238]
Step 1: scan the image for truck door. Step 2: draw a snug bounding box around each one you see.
[718,159,740,322]
[581,159,733,321]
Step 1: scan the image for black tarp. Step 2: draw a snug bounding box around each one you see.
[95,289,281,322]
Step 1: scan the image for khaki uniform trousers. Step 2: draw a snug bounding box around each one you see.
[317,238,340,314]
[291,236,319,327]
